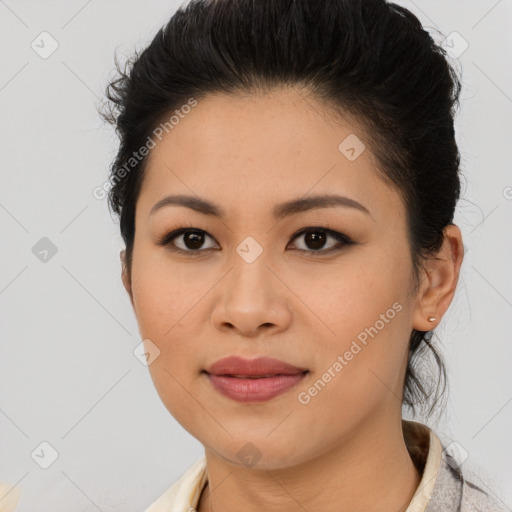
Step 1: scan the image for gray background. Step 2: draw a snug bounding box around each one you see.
[1,0,511,510]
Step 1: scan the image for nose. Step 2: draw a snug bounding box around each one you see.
[210,256,293,337]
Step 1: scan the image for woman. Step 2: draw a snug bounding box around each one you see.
[99,0,508,511]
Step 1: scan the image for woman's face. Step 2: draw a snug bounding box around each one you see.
[123,88,437,469]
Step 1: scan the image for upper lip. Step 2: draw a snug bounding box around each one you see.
[205,356,308,376]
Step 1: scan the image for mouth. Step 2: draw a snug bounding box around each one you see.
[204,355,308,377]
[203,356,309,402]
[203,370,308,403]
[221,373,296,379]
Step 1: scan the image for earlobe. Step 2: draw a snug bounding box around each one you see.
[412,224,464,332]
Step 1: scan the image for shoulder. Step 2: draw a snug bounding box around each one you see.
[460,467,510,512]
[427,447,510,512]
[0,482,21,512]
[144,456,207,512]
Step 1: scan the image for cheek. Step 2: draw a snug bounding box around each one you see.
[304,252,408,334]
[133,283,205,427]
[130,247,195,338]
[299,252,413,394]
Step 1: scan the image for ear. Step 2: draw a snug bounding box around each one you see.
[120,249,134,306]
[411,224,464,332]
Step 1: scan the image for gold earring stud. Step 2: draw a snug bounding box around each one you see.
[428,317,436,322]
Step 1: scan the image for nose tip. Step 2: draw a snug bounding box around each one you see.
[210,257,293,336]
[221,319,277,336]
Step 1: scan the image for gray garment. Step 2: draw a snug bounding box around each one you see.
[425,450,510,512]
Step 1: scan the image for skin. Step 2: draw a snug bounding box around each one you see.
[120,87,464,512]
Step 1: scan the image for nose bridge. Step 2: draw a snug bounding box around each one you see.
[228,238,274,301]
[211,237,291,334]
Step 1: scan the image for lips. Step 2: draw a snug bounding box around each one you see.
[204,356,309,402]
[204,356,308,377]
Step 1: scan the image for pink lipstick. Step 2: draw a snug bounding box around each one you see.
[204,356,308,402]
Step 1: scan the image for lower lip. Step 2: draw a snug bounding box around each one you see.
[206,372,308,402]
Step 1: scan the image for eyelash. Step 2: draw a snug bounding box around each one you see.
[157,223,356,256]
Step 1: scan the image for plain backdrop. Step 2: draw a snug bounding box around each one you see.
[1,0,511,511]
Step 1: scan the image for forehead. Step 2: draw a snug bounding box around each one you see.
[137,89,404,222]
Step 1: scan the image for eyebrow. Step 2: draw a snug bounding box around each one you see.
[149,193,371,219]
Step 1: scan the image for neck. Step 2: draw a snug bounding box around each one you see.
[197,416,423,512]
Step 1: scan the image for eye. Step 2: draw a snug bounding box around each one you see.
[288,227,354,254]
[157,225,355,255]
[157,227,219,253]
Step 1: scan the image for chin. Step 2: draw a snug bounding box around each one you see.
[205,436,308,471]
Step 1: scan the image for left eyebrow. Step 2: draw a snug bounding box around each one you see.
[272,194,371,219]
[149,193,371,219]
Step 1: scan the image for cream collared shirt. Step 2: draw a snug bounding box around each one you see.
[144,419,443,512]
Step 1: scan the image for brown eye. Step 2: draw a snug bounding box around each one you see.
[289,227,354,254]
[158,228,219,252]
[181,231,206,250]
[303,231,327,250]
[158,226,354,256]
